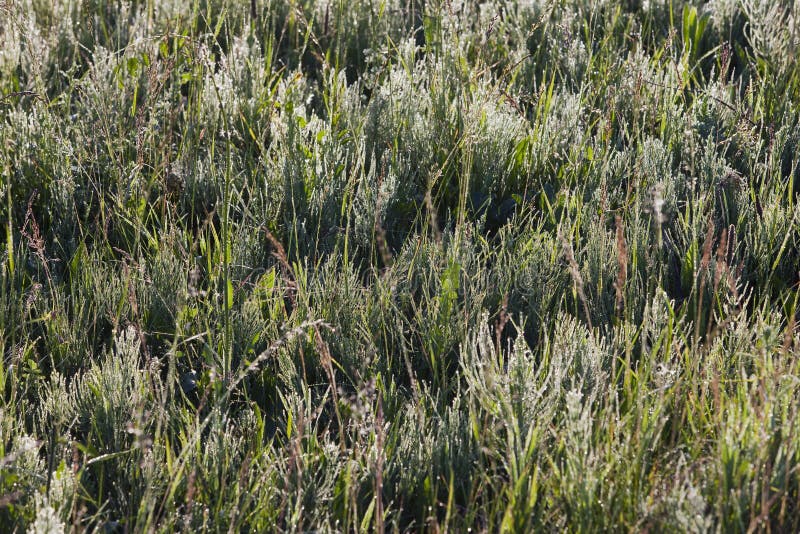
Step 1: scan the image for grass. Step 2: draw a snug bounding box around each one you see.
[1,0,799,531]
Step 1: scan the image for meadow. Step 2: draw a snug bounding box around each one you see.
[1,0,800,531]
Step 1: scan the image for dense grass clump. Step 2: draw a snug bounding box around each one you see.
[1,0,800,531]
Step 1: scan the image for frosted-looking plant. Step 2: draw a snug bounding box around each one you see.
[462,312,608,437]
[0,3,23,81]
[0,0,73,90]
[740,0,799,68]
[38,325,159,453]
[27,500,64,534]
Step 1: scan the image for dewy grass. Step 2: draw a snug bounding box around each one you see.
[1,0,800,531]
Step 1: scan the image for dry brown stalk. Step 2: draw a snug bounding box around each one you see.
[695,221,715,343]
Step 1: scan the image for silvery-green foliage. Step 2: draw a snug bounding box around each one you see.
[706,0,742,29]
[740,0,799,68]
[348,152,398,249]
[462,315,532,420]
[8,434,45,490]
[743,191,800,284]
[643,452,714,532]
[141,235,190,335]
[27,499,64,534]
[532,92,586,173]
[4,0,800,530]
[230,223,269,283]
[0,6,24,82]
[638,138,678,216]
[708,306,786,379]
[388,400,436,497]
[707,314,800,531]
[772,113,800,180]
[576,215,618,320]
[38,325,167,522]
[547,4,589,85]
[550,313,610,400]
[22,458,76,531]
[45,462,76,522]
[270,390,342,529]
[507,227,564,334]
[200,34,267,131]
[464,80,529,195]
[641,288,680,356]
[288,256,377,381]
[35,324,163,507]
[153,0,192,21]
[462,312,608,438]
[265,70,316,149]
[77,326,154,441]
[0,0,70,91]
[235,288,278,359]
[361,52,437,184]
[698,79,744,135]
[559,387,601,510]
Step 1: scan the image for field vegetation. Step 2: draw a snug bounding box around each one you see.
[1,0,800,531]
